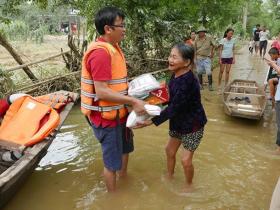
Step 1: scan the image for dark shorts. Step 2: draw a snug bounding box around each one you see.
[92,123,134,171]
[221,58,233,64]
[260,40,268,49]
[169,127,204,152]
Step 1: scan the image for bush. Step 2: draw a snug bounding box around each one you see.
[0,20,29,41]
[30,25,48,44]
[0,67,15,98]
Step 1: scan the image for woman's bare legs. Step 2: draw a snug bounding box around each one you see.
[165,137,181,179]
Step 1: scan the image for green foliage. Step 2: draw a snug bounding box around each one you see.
[232,22,244,38]
[30,25,48,43]
[0,20,29,41]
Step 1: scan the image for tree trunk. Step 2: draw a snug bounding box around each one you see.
[242,2,248,35]
[0,33,38,82]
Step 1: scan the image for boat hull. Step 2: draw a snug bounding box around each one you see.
[222,79,266,120]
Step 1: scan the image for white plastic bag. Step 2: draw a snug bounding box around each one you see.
[126,104,161,128]
[128,74,160,98]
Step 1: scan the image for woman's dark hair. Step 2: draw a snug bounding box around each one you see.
[269,47,279,55]
[173,43,194,64]
[95,6,125,35]
[223,28,234,38]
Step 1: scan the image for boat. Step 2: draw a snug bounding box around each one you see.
[0,90,78,208]
[222,79,267,120]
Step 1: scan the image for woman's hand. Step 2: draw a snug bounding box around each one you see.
[131,119,153,129]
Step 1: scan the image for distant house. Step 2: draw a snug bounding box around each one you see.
[60,9,81,35]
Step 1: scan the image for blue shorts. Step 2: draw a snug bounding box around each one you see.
[92,123,134,171]
[196,57,212,75]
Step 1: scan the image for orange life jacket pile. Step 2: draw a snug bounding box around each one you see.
[0,92,74,146]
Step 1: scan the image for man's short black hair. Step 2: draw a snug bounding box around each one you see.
[95,6,125,35]
[190,30,196,35]
[269,47,279,55]
[256,24,260,27]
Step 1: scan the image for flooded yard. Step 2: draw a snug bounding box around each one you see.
[3,45,280,210]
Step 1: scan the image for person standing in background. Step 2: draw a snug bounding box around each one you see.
[259,26,269,58]
[253,24,261,55]
[194,26,215,91]
[218,28,235,90]
[272,32,280,52]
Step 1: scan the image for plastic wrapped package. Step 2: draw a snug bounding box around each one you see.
[126,104,161,128]
[128,74,160,98]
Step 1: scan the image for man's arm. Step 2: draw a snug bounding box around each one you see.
[87,48,146,115]
[0,98,10,119]
[94,81,146,115]
[210,38,215,58]
[265,59,280,74]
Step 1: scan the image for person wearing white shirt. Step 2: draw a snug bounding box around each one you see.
[259,26,270,58]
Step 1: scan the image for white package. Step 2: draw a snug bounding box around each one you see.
[128,74,160,98]
[126,104,161,128]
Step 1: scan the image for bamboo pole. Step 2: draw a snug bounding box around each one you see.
[5,51,70,72]
[17,71,80,92]
[0,32,38,82]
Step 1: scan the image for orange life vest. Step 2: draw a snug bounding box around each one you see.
[36,91,75,111]
[0,96,60,146]
[81,41,128,120]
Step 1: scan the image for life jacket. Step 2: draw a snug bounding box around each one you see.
[81,41,128,120]
[36,91,75,113]
[0,96,60,146]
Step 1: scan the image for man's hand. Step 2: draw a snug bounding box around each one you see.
[131,98,147,116]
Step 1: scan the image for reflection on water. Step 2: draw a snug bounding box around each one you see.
[4,46,280,210]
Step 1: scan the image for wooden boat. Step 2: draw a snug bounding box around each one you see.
[222,79,266,120]
[0,91,78,208]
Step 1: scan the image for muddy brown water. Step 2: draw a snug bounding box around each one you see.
[4,45,280,210]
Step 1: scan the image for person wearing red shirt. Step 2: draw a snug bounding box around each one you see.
[0,94,27,123]
[0,98,10,122]
[83,7,146,192]
[272,32,280,52]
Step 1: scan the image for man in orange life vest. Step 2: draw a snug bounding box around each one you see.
[81,7,146,192]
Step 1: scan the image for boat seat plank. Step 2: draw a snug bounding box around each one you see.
[230,85,258,89]
[227,104,262,111]
[224,92,264,97]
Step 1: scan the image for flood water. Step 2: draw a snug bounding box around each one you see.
[4,45,280,210]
